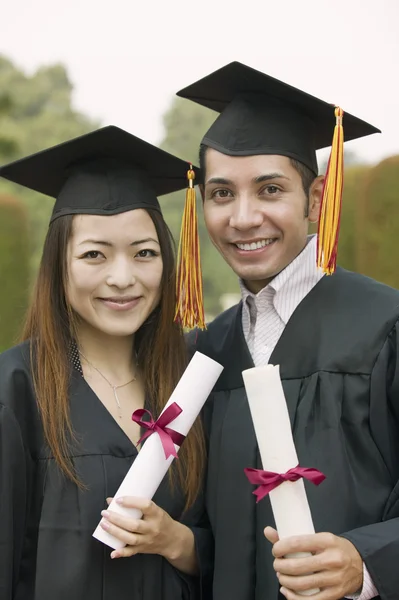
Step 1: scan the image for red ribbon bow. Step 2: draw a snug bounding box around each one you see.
[244,465,326,503]
[132,402,186,459]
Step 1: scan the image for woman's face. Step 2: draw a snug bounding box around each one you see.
[66,209,163,338]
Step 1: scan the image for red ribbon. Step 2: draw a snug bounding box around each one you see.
[132,402,186,459]
[244,465,326,503]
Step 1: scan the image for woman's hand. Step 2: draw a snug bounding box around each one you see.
[100,496,198,575]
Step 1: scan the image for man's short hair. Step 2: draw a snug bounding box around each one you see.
[199,144,317,200]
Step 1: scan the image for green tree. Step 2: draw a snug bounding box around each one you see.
[0,55,98,274]
[0,93,18,159]
[160,97,239,316]
[337,164,369,272]
[357,155,399,288]
[0,195,30,352]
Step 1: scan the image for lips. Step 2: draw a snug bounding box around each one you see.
[98,296,138,303]
[97,296,142,311]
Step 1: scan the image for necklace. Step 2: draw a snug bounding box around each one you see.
[79,351,137,419]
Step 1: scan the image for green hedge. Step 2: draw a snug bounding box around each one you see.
[338,164,369,272]
[357,155,399,288]
[0,195,30,352]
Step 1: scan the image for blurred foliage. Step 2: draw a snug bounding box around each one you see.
[0,93,19,158]
[0,55,98,274]
[356,155,399,287]
[336,164,369,272]
[0,195,30,352]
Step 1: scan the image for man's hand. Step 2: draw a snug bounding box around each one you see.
[264,526,363,600]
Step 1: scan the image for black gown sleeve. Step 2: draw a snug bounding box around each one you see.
[0,345,40,600]
[181,330,215,597]
[181,493,214,599]
[341,320,399,600]
[0,402,30,599]
[180,399,215,599]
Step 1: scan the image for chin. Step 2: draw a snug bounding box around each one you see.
[86,315,144,338]
[237,267,276,281]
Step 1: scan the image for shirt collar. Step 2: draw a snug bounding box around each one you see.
[239,235,324,324]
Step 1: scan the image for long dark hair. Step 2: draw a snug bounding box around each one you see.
[22,209,205,507]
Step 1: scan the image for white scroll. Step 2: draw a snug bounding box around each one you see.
[243,364,322,596]
[93,351,223,550]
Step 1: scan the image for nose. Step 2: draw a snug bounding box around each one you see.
[106,256,136,289]
[229,196,264,231]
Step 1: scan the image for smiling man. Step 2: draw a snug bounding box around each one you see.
[201,150,321,295]
[180,62,399,600]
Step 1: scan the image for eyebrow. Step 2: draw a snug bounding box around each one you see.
[206,173,289,186]
[206,177,234,185]
[78,237,160,247]
[253,173,289,184]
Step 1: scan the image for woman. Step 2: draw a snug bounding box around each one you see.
[0,126,212,600]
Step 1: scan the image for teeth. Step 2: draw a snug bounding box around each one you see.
[236,239,274,251]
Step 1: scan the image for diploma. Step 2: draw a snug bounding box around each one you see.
[93,351,223,549]
[242,364,325,596]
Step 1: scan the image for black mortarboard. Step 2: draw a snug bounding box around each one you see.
[0,125,197,222]
[177,61,380,275]
[0,126,206,329]
[177,61,380,175]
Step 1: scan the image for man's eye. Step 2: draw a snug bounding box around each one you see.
[265,185,279,194]
[212,189,232,199]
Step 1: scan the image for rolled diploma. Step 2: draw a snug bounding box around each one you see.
[242,364,319,596]
[93,351,223,549]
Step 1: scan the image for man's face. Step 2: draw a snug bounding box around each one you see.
[202,149,322,293]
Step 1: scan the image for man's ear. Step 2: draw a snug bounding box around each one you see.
[308,175,324,223]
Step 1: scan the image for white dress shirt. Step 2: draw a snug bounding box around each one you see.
[239,235,378,600]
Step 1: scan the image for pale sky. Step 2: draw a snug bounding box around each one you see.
[1,0,398,166]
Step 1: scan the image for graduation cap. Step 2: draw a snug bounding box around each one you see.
[0,126,205,329]
[177,61,380,274]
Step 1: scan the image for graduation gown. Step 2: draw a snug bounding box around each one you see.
[189,268,399,600]
[0,341,213,600]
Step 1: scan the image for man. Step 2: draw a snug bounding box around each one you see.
[179,62,399,600]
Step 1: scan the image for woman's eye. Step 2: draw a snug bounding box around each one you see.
[82,251,102,259]
[136,249,157,258]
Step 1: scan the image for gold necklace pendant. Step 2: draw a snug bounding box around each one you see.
[112,386,123,419]
[79,351,137,418]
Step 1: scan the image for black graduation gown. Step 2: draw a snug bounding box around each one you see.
[0,341,213,600]
[189,268,399,600]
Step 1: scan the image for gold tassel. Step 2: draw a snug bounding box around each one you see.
[317,107,344,274]
[174,165,206,330]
